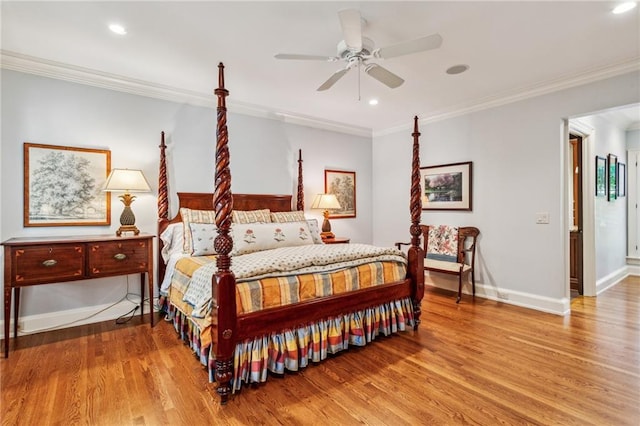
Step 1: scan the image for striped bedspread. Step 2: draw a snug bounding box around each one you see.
[170,244,407,318]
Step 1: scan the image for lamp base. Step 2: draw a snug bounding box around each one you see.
[116,225,140,237]
[320,231,335,241]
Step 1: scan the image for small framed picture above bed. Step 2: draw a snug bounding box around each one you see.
[325,169,356,218]
[420,161,473,211]
[23,142,111,227]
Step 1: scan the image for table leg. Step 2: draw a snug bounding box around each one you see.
[4,287,11,358]
[140,272,145,320]
[13,288,20,338]
[148,271,154,327]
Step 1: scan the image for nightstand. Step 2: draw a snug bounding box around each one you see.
[2,233,154,357]
[323,237,350,244]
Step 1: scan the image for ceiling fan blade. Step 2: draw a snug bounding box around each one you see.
[317,67,350,91]
[364,64,404,89]
[377,33,443,59]
[275,53,338,61]
[338,9,362,52]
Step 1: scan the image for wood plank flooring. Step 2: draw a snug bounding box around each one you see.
[1,276,638,425]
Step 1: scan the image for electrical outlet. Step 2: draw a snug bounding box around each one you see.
[17,321,24,331]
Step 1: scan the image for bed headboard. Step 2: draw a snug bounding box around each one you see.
[167,192,293,226]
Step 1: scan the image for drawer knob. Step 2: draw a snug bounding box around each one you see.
[42,259,58,267]
[114,253,127,261]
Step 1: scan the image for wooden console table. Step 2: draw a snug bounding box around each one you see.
[2,234,155,357]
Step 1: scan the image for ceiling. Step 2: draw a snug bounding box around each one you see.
[2,1,639,134]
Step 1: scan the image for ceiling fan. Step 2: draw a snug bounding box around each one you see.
[274,9,443,94]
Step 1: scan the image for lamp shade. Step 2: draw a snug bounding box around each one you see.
[311,193,341,210]
[103,169,151,192]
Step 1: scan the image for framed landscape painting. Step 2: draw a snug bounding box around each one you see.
[324,169,356,218]
[24,143,111,226]
[420,161,473,211]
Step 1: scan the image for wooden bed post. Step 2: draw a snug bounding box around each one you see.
[408,116,425,329]
[212,63,236,404]
[157,131,169,289]
[297,149,304,211]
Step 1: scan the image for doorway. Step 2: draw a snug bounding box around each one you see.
[569,134,583,296]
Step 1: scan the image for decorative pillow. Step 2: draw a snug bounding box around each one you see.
[232,209,272,224]
[189,223,218,256]
[270,210,306,223]
[180,207,216,253]
[159,223,185,262]
[426,225,459,262]
[230,221,314,256]
[306,218,323,244]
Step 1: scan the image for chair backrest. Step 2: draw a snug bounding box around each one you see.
[421,225,480,266]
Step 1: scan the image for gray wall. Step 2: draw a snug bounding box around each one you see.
[0,70,372,332]
[372,70,640,314]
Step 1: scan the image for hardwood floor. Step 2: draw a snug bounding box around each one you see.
[1,276,638,425]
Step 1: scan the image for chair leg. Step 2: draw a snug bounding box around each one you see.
[456,274,462,303]
[472,270,476,297]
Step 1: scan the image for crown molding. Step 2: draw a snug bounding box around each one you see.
[374,57,640,137]
[3,50,637,139]
[0,50,372,138]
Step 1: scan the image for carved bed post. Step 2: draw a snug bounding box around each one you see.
[297,149,304,211]
[157,131,169,288]
[212,63,236,404]
[408,116,425,330]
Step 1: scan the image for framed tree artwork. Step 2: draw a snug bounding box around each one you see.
[607,153,617,202]
[24,143,111,226]
[324,169,356,218]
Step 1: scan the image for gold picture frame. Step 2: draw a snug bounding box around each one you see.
[324,169,356,218]
[24,143,111,227]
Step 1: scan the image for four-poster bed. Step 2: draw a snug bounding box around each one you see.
[156,63,425,404]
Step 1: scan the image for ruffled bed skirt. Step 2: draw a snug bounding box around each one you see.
[169,297,415,393]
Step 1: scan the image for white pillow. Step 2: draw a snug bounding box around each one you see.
[230,221,314,256]
[180,207,216,253]
[306,219,324,244]
[189,223,218,256]
[159,223,185,262]
[270,210,306,223]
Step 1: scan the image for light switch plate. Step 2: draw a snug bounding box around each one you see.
[536,212,550,224]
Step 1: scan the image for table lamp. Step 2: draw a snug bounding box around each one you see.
[103,168,151,236]
[311,193,341,240]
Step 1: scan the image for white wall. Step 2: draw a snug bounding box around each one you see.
[0,70,372,334]
[373,71,640,314]
[572,113,630,284]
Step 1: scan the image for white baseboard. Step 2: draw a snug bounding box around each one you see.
[596,266,631,294]
[626,257,640,276]
[0,299,155,340]
[425,276,569,315]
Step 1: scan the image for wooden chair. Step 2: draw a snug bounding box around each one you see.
[397,225,480,303]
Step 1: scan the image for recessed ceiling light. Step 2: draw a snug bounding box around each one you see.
[612,2,637,14]
[446,64,470,75]
[109,23,127,35]
[369,99,379,106]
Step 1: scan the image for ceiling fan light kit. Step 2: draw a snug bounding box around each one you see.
[274,8,442,95]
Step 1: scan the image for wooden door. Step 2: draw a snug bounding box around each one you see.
[569,135,583,295]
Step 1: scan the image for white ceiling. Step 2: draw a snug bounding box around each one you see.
[2,1,639,134]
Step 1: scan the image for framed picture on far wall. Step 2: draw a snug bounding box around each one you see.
[595,156,607,197]
[420,161,473,211]
[24,142,111,227]
[607,153,617,202]
[325,169,356,218]
[618,162,626,197]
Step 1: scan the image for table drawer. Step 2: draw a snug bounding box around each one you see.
[12,244,85,285]
[88,239,150,277]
